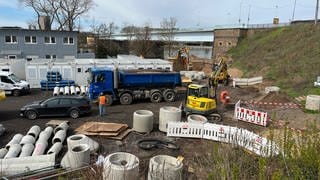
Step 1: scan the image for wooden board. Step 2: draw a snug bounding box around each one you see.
[85,123,128,133]
[75,122,129,137]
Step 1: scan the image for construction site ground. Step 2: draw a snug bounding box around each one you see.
[0,84,318,179]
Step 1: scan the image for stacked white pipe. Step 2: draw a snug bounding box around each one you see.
[103,152,140,180]
[159,106,182,132]
[32,126,53,156]
[52,85,87,96]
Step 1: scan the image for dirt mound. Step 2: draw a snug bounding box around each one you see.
[228,68,243,78]
[260,92,292,103]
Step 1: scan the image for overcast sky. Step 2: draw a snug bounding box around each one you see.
[0,0,316,30]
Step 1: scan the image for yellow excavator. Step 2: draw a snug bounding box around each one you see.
[184,56,229,121]
[168,47,192,72]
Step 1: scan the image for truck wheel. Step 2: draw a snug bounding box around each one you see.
[70,109,80,119]
[120,93,132,105]
[150,92,162,103]
[163,89,176,102]
[105,95,113,106]
[26,110,37,120]
[13,89,20,97]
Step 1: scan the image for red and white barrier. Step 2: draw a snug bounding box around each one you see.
[234,100,269,127]
[167,122,279,157]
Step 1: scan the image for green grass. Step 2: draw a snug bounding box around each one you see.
[229,23,320,97]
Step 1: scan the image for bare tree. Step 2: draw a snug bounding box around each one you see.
[132,23,154,57]
[121,24,139,41]
[160,17,177,57]
[19,0,94,31]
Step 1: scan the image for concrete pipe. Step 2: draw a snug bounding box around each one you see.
[187,114,208,124]
[19,143,35,157]
[5,133,23,149]
[54,122,69,134]
[32,141,48,156]
[4,144,22,159]
[64,86,70,95]
[148,155,183,180]
[67,134,99,153]
[305,95,320,111]
[159,106,182,132]
[103,152,139,180]
[0,148,8,159]
[52,130,67,144]
[265,86,280,94]
[20,135,36,146]
[47,142,63,156]
[133,110,154,133]
[38,126,53,141]
[80,85,86,95]
[70,85,76,95]
[59,87,64,95]
[53,86,60,96]
[61,144,90,169]
[75,86,81,95]
[27,125,41,139]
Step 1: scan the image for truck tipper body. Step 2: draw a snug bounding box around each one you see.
[88,68,181,105]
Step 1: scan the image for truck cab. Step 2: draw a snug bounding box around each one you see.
[0,71,30,96]
[88,68,115,100]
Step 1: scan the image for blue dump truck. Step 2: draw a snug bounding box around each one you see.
[88,68,182,105]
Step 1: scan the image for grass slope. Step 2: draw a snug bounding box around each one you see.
[229,23,320,97]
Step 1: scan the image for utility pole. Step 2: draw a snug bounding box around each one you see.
[315,0,319,24]
[247,5,251,27]
[292,0,297,21]
[239,2,242,26]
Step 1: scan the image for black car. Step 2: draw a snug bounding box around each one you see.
[20,96,91,120]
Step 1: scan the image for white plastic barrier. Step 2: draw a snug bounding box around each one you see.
[167,122,204,139]
[167,122,279,157]
[234,100,268,127]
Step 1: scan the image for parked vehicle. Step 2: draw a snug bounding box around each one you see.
[0,71,30,96]
[88,68,182,105]
[20,96,91,120]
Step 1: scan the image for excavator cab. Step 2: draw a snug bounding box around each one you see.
[184,84,217,116]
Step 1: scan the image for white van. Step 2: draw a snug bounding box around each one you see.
[0,71,30,96]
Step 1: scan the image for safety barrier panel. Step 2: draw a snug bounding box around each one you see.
[167,122,203,138]
[233,76,263,87]
[234,100,268,127]
[167,122,279,157]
